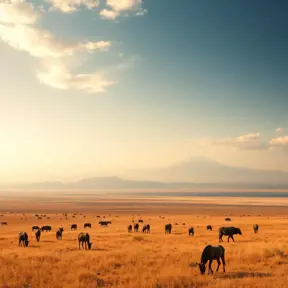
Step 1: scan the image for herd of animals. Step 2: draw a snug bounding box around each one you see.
[1,216,260,275]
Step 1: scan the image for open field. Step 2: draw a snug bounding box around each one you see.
[0,193,288,288]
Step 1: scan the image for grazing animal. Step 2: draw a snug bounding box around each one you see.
[142,224,150,233]
[219,227,242,242]
[32,226,40,231]
[99,221,111,227]
[84,223,92,228]
[128,225,132,233]
[70,224,77,230]
[196,245,226,275]
[165,223,172,234]
[253,224,259,234]
[225,218,231,221]
[41,225,52,232]
[1,222,7,225]
[134,223,139,232]
[18,232,29,247]
[188,227,194,236]
[35,229,41,242]
[78,232,92,250]
[56,227,64,240]
[207,225,212,231]
[138,220,143,223]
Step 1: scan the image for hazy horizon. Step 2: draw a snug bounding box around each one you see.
[1,1,288,183]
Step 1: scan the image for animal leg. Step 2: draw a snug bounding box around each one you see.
[216,258,221,272]
[208,260,213,274]
[231,235,235,242]
[221,255,226,272]
[228,236,230,242]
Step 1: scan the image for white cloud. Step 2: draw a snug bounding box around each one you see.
[99,8,119,20]
[269,136,288,147]
[0,24,111,58]
[213,133,267,150]
[0,0,39,25]
[45,0,99,13]
[100,0,146,20]
[0,0,116,93]
[106,0,142,11]
[37,61,116,93]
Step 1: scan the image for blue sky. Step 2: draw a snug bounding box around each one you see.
[0,0,288,182]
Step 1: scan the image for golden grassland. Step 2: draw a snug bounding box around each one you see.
[0,195,287,288]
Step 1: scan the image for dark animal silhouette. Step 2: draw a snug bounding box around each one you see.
[35,229,41,242]
[196,245,225,275]
[56,227,64,240]
[78,232,92,250]
[128,225,132,233]
[32,226,40,231]
[225,218,231,221]
[70,224,77,230]
[206,225,212,231]
[99,221,111,227]
[84,223,92,228]
[165,223,172,234]
[219,227,242,242]
[134,223,139,232]
[189,227,194,236]
[253,224,259,234]
[1,222,7,225]
[41,225,51,232]
[138,220,143,223]
[142,224,150,233]
[18,232,29,247]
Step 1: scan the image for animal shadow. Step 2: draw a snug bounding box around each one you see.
[218,272,273,279]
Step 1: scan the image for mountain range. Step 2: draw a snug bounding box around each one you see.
[11,158,288,190]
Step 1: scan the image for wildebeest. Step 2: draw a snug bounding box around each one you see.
[138,219,143,223]
[84,223,92,228]
[165,223,172,234]
[253,224,259,234]
[70,224,77,230]
[41,225,52,232]
[99,221,111,227]
[134,223,139,232]
[18,232,29,247]
[207,225,212,231]
[219,227,242,242]
[32,226,40,231]
[196,245,226,275]
[78,232,92,250]
[56,227,64,240]
[189,227,194,236]
[142,224,150,233]
[35,229,41,242]
[1,222,7,225]
[225,218,231,221]
[128,225,132,233]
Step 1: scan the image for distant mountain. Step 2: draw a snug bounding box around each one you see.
[8,158,288,190]
[120,157,288,185]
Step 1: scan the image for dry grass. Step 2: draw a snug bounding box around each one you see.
[0,198,287,287]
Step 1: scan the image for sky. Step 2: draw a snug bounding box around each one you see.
[0,0,288,182]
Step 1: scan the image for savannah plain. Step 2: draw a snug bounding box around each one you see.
[0,191,288,288]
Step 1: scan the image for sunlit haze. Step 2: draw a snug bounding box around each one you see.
[1,0,288,183]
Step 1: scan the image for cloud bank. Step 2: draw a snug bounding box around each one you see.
[0,0,145,93]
